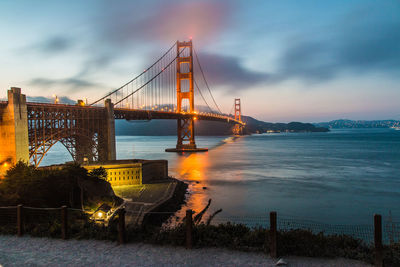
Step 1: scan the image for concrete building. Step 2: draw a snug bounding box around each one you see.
[83,159,168,186]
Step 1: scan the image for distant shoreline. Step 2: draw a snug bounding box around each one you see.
[314,119,400,129]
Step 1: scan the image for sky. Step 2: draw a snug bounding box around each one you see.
[0,0,399,122]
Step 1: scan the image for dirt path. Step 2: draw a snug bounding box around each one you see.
[0,235,371,266]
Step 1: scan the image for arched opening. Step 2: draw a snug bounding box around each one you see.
[29,128,98,167]
[39,142,73,166]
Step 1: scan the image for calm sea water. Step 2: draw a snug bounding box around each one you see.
[41,128,400,225]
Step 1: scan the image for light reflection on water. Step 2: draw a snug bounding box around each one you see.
[41,129,400,225]
[176,153,209,214]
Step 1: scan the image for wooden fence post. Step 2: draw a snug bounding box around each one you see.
[374,214,383,267]
[17,204,23,237]
[118,208,126,245]
[270,211,277,258]
[186,209,193,249]
[61,206,68,240]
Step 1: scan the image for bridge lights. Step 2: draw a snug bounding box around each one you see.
[77,100,85,107]
[53,94,59,104]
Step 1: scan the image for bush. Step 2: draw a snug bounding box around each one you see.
[0,161,121,210]
[277,229,373,262]
[384,243,400,267]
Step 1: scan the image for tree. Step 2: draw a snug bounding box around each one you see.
[88,167,108,180]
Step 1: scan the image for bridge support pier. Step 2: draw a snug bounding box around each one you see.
[0,87,29,175]
[101,99,116,161]
[75,99,116,163]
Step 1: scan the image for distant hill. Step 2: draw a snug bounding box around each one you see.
[314,119,400,129]
[116,115,329,136]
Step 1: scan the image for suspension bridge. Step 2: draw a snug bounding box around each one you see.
[0,40,245,170]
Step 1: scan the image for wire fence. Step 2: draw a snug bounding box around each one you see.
[1,206,400,246]
[0,206,17,234]
[1,206,399,266]
[162,212,400,246]
[383,218,400,245]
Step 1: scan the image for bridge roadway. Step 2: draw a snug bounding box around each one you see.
[114,107,243,125]
[12,102,244,125]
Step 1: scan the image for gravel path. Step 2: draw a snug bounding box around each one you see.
[0,235,371,266]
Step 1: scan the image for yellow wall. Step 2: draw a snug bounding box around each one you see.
[84,163,142,186]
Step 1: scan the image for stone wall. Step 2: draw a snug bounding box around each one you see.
[141,160,168,184]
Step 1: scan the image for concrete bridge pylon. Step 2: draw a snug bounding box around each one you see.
[0,87,29,175]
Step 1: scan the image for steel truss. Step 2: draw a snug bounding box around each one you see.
[27,104,107,166]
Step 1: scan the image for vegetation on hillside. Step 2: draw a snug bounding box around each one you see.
[0,162,122,210]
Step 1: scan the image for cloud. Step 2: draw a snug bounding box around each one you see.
[29,77,103,92]
[76,53,115,77]
[100,0,233,46]
[195,52,269,90]
[25,36,75,55]
[23,0,235,90]
[40,36,74,53]
[275,13,400,82]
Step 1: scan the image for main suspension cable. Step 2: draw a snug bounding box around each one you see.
[90,41,177,106]
[114,47,187,106]
[193,47,223,114]
[194,78,213,113]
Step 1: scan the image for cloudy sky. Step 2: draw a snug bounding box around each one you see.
[0,0,399,122]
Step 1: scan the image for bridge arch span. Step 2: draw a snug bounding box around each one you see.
[29,127,100,166]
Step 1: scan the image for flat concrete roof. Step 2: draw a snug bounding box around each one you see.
[82,159,167,166]
[38,159,167,170]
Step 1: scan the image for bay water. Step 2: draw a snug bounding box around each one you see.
[41,128,400,225]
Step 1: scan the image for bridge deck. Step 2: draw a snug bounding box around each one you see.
[11,102,244,125]
[114,108,243,125]
[0,101,242,125]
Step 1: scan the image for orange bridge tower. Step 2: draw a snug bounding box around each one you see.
[166,40,208,152]
[233,98,244,135]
